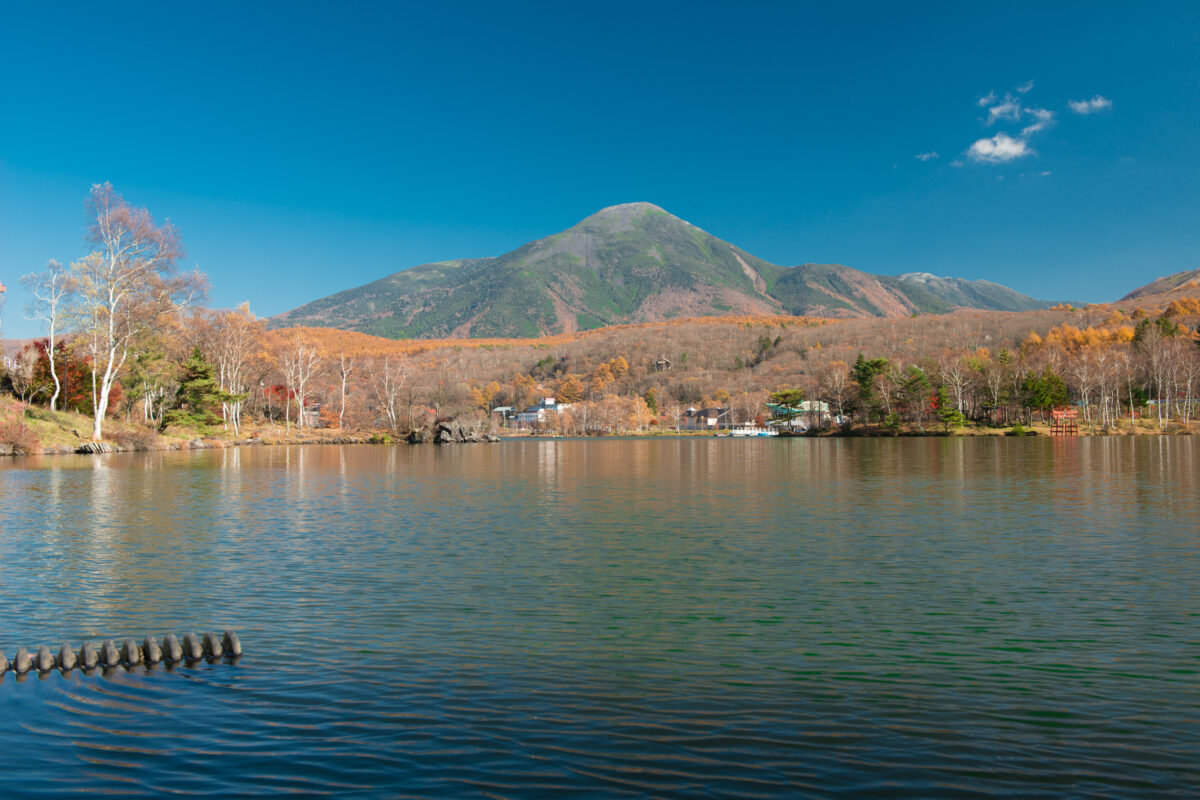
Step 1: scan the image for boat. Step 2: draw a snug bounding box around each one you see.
[728,423,778,437]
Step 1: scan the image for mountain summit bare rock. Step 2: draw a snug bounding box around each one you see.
[272,203,1050,338]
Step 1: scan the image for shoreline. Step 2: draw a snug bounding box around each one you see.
[3,422,1192,459]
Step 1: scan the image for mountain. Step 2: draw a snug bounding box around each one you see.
[271,203,1051,338]
[2,339,30,358]
[1120,268,1200,302]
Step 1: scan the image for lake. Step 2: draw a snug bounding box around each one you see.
[0,438,1197,797]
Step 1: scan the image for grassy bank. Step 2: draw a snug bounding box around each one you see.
[0,396,378,456]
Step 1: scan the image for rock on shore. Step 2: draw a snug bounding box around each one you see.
[431,424,500,444]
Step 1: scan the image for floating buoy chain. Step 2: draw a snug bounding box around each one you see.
[1,631,241,675]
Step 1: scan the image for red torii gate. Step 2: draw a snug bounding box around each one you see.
[1050,407,1079,436]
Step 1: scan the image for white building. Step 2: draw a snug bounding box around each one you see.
[515,397,572,427]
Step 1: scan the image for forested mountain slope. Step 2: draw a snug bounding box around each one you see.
[272,203,1051,338]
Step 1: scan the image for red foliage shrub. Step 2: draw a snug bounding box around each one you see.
[0,406,40,454]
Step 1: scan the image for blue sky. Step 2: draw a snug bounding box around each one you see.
[2,1,1198,338]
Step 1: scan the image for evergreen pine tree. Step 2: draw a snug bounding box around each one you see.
[162,348,238,431]
[935,386,966,432]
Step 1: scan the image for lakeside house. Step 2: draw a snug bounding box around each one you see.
[681,406,730,431]
[508,397,573,429]
[767,400,833,429]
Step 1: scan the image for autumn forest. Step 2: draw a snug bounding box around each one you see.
[4,185,1200,454]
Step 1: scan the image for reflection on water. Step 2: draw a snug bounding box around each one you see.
[0,437,1197,797]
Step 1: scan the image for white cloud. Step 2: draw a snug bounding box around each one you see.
[988,97,1023,124]
[915,152,939,161]
[1068,95,1112,114]
[1021,107,1054,136]
[968,133,1031,163]
[955,82,1102,168]
[963,83,1058,166]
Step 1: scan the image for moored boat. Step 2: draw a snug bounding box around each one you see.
[728,423,778,437]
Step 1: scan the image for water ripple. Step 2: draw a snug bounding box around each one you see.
[1,438,1197,797]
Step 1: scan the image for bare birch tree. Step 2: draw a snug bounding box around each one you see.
[279,331,322,429]
[368,356,408,432]
[20,260,73,411]
[337,353,355,429]
[206,303,261,435]
[70,184,203,439]
[819,361,851,424]
[8,347,48,411]
[938,352,971,414]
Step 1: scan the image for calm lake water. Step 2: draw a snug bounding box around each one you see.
[0,438,1197,798]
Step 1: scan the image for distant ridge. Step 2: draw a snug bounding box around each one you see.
[1121,268,1200,302]
[271,203,1052,338]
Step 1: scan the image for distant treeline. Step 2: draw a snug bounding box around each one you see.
[4,186,1200,444]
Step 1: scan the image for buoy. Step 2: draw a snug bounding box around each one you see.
[58,644,77,671]
[100,640,121,668]
[221,630,242,657]
[35,646,55,672]
[5,632,242,681]
[78,642,99,670]
[161,634,183,663]
[201,632,223,658]
[181,633,203,661]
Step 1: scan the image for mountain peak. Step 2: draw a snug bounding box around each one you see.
[897,272,943,283]
[575,202,676,230]
[594,201,666,215]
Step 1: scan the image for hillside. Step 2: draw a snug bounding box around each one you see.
[1121,268,1200,302]
[272,203,1051,338]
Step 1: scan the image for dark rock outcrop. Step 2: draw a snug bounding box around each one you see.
[431,423,495,444]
